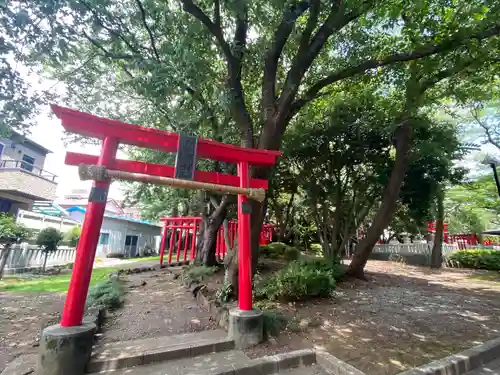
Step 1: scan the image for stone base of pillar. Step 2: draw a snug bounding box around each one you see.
[228,308,263,349]
[37,323,95,375]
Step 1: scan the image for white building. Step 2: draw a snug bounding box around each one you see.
[0,131,57,214]
[66,206,161,257]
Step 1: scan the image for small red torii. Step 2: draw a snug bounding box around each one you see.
[52,105,280,327]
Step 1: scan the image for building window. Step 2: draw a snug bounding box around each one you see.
[99,233,110,245]
[21,154,35,172]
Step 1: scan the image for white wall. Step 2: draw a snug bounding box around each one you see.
[5,244,76,273]
[68,210,161,257]
[17,209,80,232]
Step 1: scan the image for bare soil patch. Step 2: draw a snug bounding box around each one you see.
[99,267,219,345]
[245,261,500,375]
[0,292,64,372]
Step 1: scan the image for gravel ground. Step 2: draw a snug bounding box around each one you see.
[98,268,218,344]
[0,292,64,372]
[246,261,500,375]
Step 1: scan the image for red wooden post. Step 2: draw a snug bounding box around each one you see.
[176,227,182,262]
[61,137,118,327]
[190,220,197,260]
[168,223,176,264]
[182,226,189,261]
[159,222,168,266]
[237,161,252,311]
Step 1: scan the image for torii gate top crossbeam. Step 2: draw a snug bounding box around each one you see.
[51,105,280,167]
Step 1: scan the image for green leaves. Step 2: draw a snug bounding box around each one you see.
[0,214,29,246]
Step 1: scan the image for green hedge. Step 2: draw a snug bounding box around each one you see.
[260,242,300,260]
[86,279,124,310]
[254,259,342,301]
[447,250,500,270]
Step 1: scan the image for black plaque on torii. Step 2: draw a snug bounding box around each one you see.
[174,134,198,180]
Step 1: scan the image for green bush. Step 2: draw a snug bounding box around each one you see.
[36,228,63,251]
[447,250,500,270]
[262,310,288,339]
[254,259,340,301]
[183,265,217,284]
[260,242,300,260]
[64,226,81,247]
[309,243,323,256]
[283,247,300,261]
[86,279,124,310]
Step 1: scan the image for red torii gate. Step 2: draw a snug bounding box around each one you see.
[52,105,280,327]
[158,218,275,265]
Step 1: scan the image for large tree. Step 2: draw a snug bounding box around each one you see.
[5,0,500,276]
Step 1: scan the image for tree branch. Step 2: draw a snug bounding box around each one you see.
[214,0,221,29]
[134,0,160,60]
[276,1,371,126]
[179,0,233,60]
[262,0,311,120]
[293,24,500,112]
[472,108,500,151]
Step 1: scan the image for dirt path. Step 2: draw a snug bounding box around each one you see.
[0,292,64,372]
[247,261,500,375]
[99,268,218,344]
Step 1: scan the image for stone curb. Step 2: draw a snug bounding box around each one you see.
[224,349,316,375]
[396,337,500,375]
[86,337,235,373]
[316,351,367,375]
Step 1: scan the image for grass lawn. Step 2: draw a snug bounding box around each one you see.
[0,267,120,293]
[468,271,500,282]
[129,255,161,262]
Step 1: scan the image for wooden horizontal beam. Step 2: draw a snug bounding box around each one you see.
[65,152,268,189]
[53,105,281,167]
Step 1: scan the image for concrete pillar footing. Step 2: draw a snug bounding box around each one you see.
[37,323,96,375]
[228,308,263,349]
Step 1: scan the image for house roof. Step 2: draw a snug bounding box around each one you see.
[66,206,161,227]
[32,201,72,217]
[9,130,52,155]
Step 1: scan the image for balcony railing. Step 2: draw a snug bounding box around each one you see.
[0,160,57,182]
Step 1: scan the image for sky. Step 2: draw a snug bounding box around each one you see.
[28,106,127,200]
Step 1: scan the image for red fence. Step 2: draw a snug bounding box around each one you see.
[159,217,274,265]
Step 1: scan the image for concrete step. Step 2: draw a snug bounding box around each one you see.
[279,364,331,375]
[88,330,234,373]
[90,349,318,375]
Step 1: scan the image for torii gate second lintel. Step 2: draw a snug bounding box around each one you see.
[51,104,280,327]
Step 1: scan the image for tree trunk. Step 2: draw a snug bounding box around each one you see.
[196,197,230,266]
[42,251,49,273]
[347,121,413,278]
[430,189,444,269]
[0,245,12,280]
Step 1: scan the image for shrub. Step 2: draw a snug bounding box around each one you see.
[262,311,288,339]
[447,250,500,270]
[254,259,340,301]
[283,246,300,261]
[64,226,81,247]
[86,279,124,310]
[183,265,217,285]
[0,214,30,279]
[261,242,300,260]
[36,228,64,272]
[309,243,323,256]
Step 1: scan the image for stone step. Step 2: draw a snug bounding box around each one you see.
[88,330,234,373]
[92,350,250,374]
[279,364,330,375]
[90,349,318,375]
